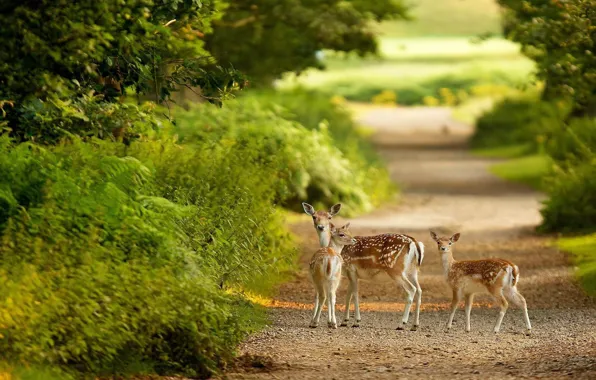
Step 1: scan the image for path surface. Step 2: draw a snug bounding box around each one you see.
[223,106,596,379]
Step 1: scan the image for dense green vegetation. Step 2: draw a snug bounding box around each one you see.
[469,0,596,294]
[0,92,394,378]
[0,1,398,379]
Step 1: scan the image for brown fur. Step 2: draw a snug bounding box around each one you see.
[342,234,422,271]
[430,231,532,333]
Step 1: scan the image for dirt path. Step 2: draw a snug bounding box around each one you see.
[223,106,596,379]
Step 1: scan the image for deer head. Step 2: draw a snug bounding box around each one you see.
[302,202,342,247]
[430,231,460,253]
[330,222,357,247]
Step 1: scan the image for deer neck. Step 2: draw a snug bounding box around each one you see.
[328,239,345,255]
[318,229,331,248]
[441,251,455,277]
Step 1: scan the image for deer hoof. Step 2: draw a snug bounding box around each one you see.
[410,325,419,331]
[525,329,532,336]
[396,323,406,331]
[351,323,360,328]
[309,323,318,328]
[340,320,349,327]
[328,322,337,329]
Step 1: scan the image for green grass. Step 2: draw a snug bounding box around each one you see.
[489,154,550,191]
[278,37,534,105]
[472,143,534,159]
[375,0,502,38]
[558,234,596,296]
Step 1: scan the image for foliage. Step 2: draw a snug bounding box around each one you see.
[206,0,409,84]
[545,117,596,164]
[0,134,295,377]
[540,118,596,233]
[471,96,569,149]
[238,89,395,213]
[0,0,246,143]
[173,94,394,215]
[498,0,596,116]
[287,64,531,105]
[372,90,398,105]
[558,233,596,296]
[541,155,596,233]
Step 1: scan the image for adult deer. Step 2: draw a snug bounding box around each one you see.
[302,203,424,330]
[308,223,356,328]
[430,231,532,334]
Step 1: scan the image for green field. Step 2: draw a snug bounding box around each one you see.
[374,0,502,37]
[278,0,534,105]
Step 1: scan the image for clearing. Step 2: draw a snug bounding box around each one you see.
[223,106,596,379]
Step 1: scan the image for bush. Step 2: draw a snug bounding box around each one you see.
[305,69,524,106]
[234,89,395,214]
[0,134,294,378]
[540,154,596,233]
[540,118,596,233]
[471,97,569,149]
[173,95,394,215]
[371,90,398,106]
[545,117,596,165]
[0,88,395,377]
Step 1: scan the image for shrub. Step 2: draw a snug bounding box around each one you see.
[371,90,398,105]
[173,97,393,215]
[0,134,294,377]
[235,89,395,214]
[471,97,569,149]
[540,155,596,233]
[545,117,596,165]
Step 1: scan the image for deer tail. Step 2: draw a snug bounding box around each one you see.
[511,264,520,287]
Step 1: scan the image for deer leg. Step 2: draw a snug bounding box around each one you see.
[446,289,461,330]
[341,274,354,327]
[505,287,532,334]
[409,269,422,331]
[309,291,320,328]
[328,287,337,329]
[464,293,474,332]
[311,285,327,328]
[493,290,509,333]
[397,272,417,330]
[347,269,361,327]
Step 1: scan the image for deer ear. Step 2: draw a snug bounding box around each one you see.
[329,203,341,217]
[302,202,315,216]
[451,233,461,242]
[430,231,439,241]
[342,222,350,230]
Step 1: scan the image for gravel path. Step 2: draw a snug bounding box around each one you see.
[222,106,596,379]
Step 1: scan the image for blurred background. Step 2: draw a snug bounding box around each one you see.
[1,0,595,379]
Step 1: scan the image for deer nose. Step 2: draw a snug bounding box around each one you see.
[317,225,325,231]
[351,238,357,244]
[441,247,448,251]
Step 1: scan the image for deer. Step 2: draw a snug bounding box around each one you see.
[302,202,424,330]
[308,223,357,328]
[430,231,532,335]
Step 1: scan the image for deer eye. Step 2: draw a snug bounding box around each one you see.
[339,233,345,237]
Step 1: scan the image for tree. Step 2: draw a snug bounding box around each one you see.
[206,0,409,85]
[498,0,596,117]
[0,0,246,143]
